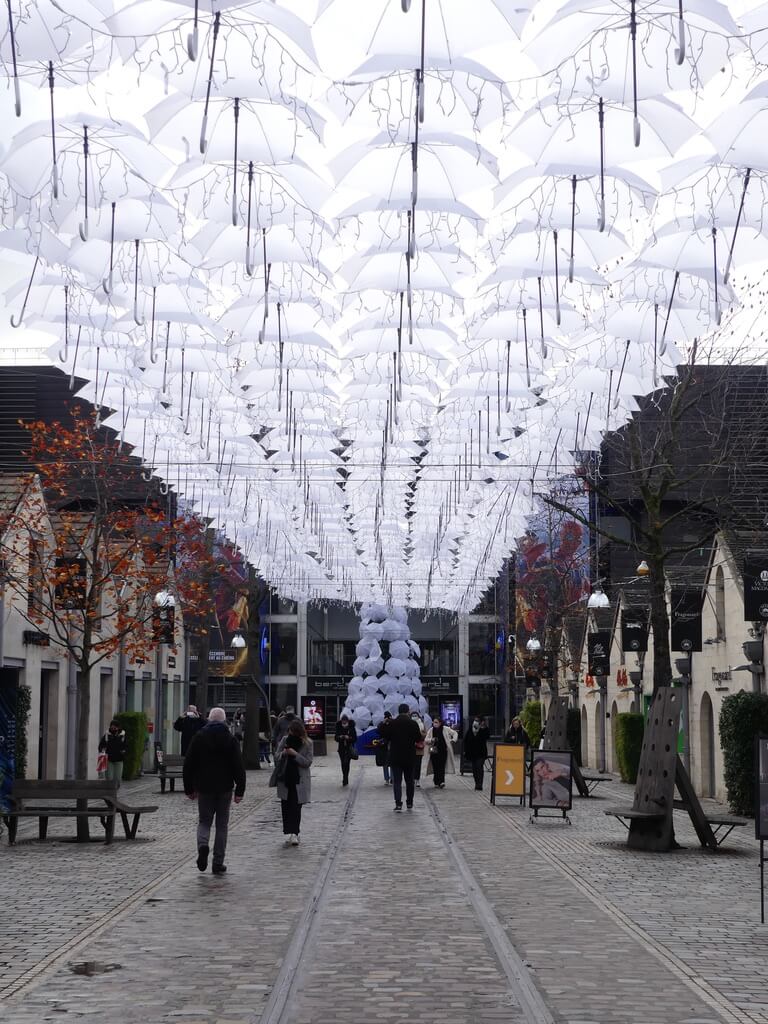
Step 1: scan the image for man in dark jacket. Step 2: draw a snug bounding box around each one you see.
[463,717,491,791]
[183,707,246,875]
[174,705,205,755]
[378,704,422,811]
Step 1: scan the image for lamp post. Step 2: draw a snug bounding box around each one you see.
[675,642,693,775]
[153,589,175,757]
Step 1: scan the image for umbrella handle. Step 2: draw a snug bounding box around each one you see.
[568,256,574,284]
[159,480,169,495]
[187,25,198,61]
[141,467,154,482]
[13,75,20,117]
[401,0,411,9]
[102,272,113,296]
[245,245,254,277]
[200,112,208,155]
[133,297,144,326]
[52,163,59,201]
[633,116,640,147]
[674,18,685,64]
[9,255,39,328]
[78,214,88,242]
[597,198,605,233]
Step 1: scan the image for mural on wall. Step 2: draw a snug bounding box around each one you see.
[514,490,590,677]
[208,538,250,678]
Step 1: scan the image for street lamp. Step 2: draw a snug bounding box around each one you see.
[526,636,541,653]
[152,589,176,757]
[231,633,246,650]
[636,560,650,577]
[587,583,610,609]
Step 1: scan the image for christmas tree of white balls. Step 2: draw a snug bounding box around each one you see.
[341,603,428,734]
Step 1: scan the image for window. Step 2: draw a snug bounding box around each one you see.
[468,622,499,675]
[310,641,357,675]
[269,622,297,676]
[420,640,456,675]
[715,566,726,641]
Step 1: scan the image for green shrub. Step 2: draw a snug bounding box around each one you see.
[615,713,644,783]
[14,683,31,779]
[519,701,542,749]
[719,692,768,816]
[567,707,582,766]
[113,711,148,781]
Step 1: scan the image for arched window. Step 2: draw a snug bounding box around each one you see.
[715,566,726,641]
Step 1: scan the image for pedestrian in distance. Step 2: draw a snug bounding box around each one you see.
[378,703,422,811]
[504,716,530,749]
[335,713,357,786]
[424,717,458,788]
[463,716,491,791]
[231,708,245,746]
[272,704,298,748]
[98,720,126,787]
[183,707,246,876]
[374,710,393,784]
[272,718,313,846]
[174,704,205,755]
[411,711,427,787]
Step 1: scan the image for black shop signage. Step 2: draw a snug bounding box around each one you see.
[744,551,768,622]
[670,588,703,652]
[587,631,611,676]
[621,607,649,653]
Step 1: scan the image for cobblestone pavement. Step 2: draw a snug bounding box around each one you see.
[1,759,766,1023]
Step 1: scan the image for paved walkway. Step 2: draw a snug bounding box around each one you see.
[1,758,767,1023]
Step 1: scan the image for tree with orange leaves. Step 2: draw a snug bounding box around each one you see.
[1,405,217,784]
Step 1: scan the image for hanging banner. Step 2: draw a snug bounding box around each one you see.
[621,607,649,652]
[587,630,611,676]
[491,744,526,803]
[744,552,768,622]
[670,588,703,652]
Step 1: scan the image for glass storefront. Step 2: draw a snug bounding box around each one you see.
[468,622,502,675]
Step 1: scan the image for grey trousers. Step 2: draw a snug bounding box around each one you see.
[197,792,232,866]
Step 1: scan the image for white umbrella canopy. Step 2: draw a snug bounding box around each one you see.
[705,81,768,173]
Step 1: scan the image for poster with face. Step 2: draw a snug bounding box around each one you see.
[530,749,573,811]
[301,697,325,739]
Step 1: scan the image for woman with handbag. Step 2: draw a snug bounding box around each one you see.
[411,712,427,787]
[424,717,457,788]
[271,719,313,846]
[334,714,358,786]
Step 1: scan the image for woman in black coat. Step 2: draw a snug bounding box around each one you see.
[463,717,491,791]
[334,715,357,786]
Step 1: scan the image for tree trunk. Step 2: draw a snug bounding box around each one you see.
[76,664,91,841]
[648,556,672,694]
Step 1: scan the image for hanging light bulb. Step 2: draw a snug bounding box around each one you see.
[587,584,610,609]
[230,633,246,649]
[636,560,650,577]
[526,636,541,653]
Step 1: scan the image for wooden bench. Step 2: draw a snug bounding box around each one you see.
[672,801,748,846]
[581,773,612,795]
[156,752,185,793]
[3,780,158,844]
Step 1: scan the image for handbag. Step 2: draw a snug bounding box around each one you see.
[349,747,359,760]
[268,754,287,788]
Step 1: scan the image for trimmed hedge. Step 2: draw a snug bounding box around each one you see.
[719,692,768,816]
[615,713,644,783]
[567,707,582,766]
[113,711,148,781]
[519,701,542,749]
[15,683,31,779]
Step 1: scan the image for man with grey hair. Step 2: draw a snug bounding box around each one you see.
[183,707,246,875]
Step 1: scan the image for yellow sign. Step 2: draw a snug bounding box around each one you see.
[492,743,526,802]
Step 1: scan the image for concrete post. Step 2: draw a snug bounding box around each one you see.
[65,654,77,780]
[598,674,607,773]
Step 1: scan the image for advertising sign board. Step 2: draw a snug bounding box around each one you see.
[491,744,526,804]
[301,696,326,741]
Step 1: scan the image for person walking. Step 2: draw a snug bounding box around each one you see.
[504,716,530,748]
[174,705,205,755]
[271,705,298,748]
[411,712,427,787]
[378,703,422,811]
[273,719,313,845]
[98,720,126,787]
[334,713,357,786]
[183,707,246,875]
[375,710,393,784]
[231,708,245,746]
[424,717,458,788]
[463,716,491,791]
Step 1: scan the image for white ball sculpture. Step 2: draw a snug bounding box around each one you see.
[342,606,423,735]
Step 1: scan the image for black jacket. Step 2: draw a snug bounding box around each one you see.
[463,725,490,760]
[183,722,246,797]
[174,713,205,755]
[98,729,126,763]
[504,724,530,747]
[379,713,422,765]
[335,721,357,750]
